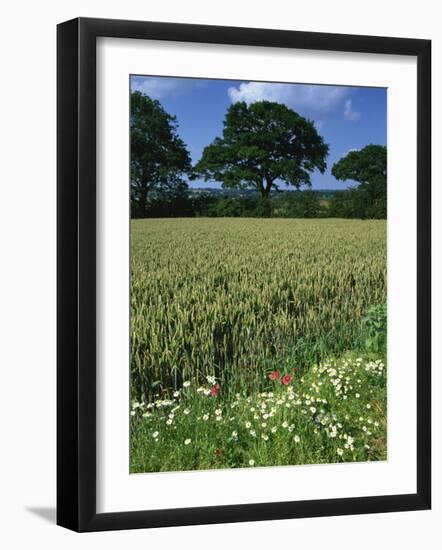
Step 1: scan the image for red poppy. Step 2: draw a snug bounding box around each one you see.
[281,374,293,385]
[215,447,222,457]
[210,383,220,396]
[268,371,280,381]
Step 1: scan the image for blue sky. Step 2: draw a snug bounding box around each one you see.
[131,75,387,190]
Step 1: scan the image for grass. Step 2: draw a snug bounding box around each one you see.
[130,217,387,472]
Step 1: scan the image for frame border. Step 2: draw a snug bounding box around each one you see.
[57,17,431,532]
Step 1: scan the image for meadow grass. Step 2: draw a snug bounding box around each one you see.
[130,354,386,472]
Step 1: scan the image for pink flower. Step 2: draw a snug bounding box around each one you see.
[280,374,293,386]
[210,383,220,397]
[268,371,280,381]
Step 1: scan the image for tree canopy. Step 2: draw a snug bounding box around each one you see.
[193,101,329,198]
[130,91,191,216]
[331,144,387,185]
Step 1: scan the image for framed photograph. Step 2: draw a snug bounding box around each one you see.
[57,17,431,532]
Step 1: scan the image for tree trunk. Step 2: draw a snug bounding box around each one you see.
[262,176,273,198]
[138,186,148,217]
[261,187,271,199]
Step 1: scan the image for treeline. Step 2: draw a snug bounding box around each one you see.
[130,90,387,220]
[132,187,386,220]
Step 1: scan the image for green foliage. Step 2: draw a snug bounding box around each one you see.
[329,145,387,219]
[193,101,329,198]
[130,91,192,216]
[273,190,326,218]
[361,303,387,353]
[332,144,387,185]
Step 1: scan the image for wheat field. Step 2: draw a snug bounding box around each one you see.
[130,218,386,400]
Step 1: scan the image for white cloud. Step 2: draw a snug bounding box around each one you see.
[344,99,361,121]
[227,82,350,115]
[131,78,179,99]
[131,77,203,99]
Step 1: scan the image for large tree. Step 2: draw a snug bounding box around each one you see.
[331,144,387,218]
[193,101,329,199]
[130,91,191,216]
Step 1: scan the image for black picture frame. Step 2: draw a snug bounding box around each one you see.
[57,17,431,532]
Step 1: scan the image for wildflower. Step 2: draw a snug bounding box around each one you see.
[245,421,251,428]
[268,371,280,381]
[130,411,136,416]
[206,375,216,385]
[210,383,220,397]
[261,422,267,428]
[249,459,255,466]
[250,430,256,437]
[202,414,209,421]
[183,381,191,388]
[152,431,159,438]
[309,407,316,414]
[262,434,269,441]
[294,435,300,443]
[337,448,344,456]
[281,374,293,385]
[231,431,238,439]
[282,421,289,428]
[271,427,277,433]
[183,408,190,415]
[355,393,360,398]
[184,438,191,445]
[166,419,173,425]
[215,408,222,416]
[173,391,180,397]
[366,404,371,409]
